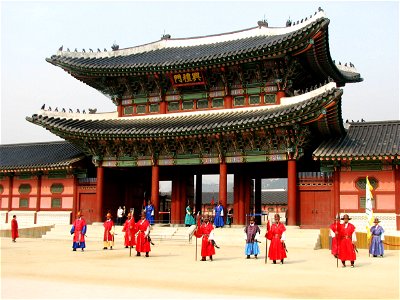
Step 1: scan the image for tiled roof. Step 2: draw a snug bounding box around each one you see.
[45,13,361,85]
[47,16,327,73]
[0,141,86,172]
[313,121,400,160]
[26,86,344,140]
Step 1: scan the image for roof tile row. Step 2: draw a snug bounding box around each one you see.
[313,121,400,159]
[0,141,85,171]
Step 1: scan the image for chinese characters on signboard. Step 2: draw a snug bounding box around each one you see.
[171,71,204,87]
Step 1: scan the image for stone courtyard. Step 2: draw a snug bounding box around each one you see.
[1,226,399,299]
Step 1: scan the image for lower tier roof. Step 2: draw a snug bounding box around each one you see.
[313,120,400,160]
[0,141,85,173]
[26,85,344,141]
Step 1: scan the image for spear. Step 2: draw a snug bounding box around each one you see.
[265,214,270,264]
[195,212,200,261]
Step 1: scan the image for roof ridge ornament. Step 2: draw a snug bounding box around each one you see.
[161,33,171,40]
[111,43,119,51]
[257,19,268,28]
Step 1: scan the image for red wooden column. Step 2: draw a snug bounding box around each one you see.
[171,178,179,224]
[233,174,239,225]
[179,177,187,223]
[276,90,286,105]
[254,177,262,225]
[395,166,400,230]
[224,95,233,109]
[333,168,341,217]
[117,105,123,117]
[151,165,160,222]
[73,176,79,222]
[6,175,14,223]
[195,174,202,215]
[238,174,245,225]
[219,162,227,219]
[96,166,104,222]
[160,101,167,114]
[244,175,251,224]
[287,159,297,225]
[34,174,42,224]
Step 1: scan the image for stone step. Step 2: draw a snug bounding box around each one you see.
[41,224,320,248]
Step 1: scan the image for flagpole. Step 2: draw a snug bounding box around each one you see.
[265,213,269,264]
[366,176,374,258]
[336,215,339,268]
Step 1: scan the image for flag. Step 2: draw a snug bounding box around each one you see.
[365,176,374,240]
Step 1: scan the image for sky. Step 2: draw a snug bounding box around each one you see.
[1,0,399,145]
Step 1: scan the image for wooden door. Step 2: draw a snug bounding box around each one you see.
[314,191,331,227]
[300,191,315,226]
[300,190,332,228]
[79,193,96,224]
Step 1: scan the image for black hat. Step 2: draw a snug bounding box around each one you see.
[341,214,351,220]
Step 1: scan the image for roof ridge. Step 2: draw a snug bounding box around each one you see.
[53,11,327,59]
[349,120,400,126]
[0,140,71,147]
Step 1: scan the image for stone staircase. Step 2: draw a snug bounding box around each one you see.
[38,223,320,248]
[41,223,197,243]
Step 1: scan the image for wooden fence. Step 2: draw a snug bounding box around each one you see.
[320,228,400,250]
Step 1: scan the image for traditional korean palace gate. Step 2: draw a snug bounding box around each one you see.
[26,9,365,226]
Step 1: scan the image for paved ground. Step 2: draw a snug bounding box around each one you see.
[1,233,399,300]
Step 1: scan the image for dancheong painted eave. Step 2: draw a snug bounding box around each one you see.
[26,84,344,141]
[45,9,362,85]
[312,120,400,161]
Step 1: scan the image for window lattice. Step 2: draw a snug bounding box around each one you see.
[212,98,224,108]
[137,105,146,114]
[149,104,159,113]
[356,177,378,190]
[168,102,179,111]
[50,183,64,194]
[182,100,194,110]
[196,99,208,109]
[124,106,133,115]
[51,198,62,208]
[234,96,245,106]
[19,184,31,194]
[19,198,29,208]
[249,95,260,105]
[264,94,276,104]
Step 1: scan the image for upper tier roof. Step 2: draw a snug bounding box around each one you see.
[313,121,400,160]
[26,83,344,141]
[46,10,361,85]
[0,141,85,173]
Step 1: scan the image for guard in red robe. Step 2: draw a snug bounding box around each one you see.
[103,213,114,250]
[194,215,216,261]
[70,211,87,251]
[338,214,357,267]
[11,215,19,242]
[122,212,137,248]
[135,212,151,257]
[329,215,341,258]
[266,214,287,264]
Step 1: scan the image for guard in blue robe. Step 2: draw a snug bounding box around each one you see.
[145,202,155,225]
[214,202,224,228]
[370,217,385,257]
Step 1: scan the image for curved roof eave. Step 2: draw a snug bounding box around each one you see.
[26,83,344,141]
